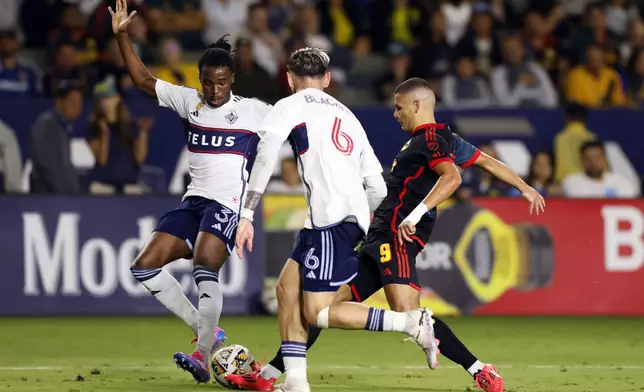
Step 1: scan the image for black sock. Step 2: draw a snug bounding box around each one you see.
[268,325,323,373]
[433,316,478,371]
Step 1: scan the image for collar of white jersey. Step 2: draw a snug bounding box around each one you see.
[201,93,239,110]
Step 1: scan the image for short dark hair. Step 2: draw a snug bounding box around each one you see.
[248,2,266,13]
[198,35,235,76]
[54,80,83,99]
[564,102,588,121]
[394,77,431,95]
[287,47,330,77]
[581,140,605,156]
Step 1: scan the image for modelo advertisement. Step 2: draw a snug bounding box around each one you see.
[0,196,264,315]
[263,195,644,316]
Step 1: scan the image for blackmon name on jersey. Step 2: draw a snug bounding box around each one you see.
[370,123,458,245]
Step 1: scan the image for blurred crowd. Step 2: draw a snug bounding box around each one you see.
[3,0,644,107]
[0,0,641,198]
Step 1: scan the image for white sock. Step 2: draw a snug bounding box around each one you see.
[260,364,283,380]
[467,360,485,376]
[284,357,307,382]
[193,267,223,357]
[131,267,198,333]
[382,310,409,333]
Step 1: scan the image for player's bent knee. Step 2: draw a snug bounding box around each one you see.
[275,279,298,307]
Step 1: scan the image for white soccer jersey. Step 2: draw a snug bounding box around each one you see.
[155,80,271,211]
[250,88,382,232]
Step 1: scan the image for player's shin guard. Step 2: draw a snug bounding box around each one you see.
[264,326,322,378]
[281,341,307,382]
[131,267,198,333]
[193,266,223,358]
[433,316,482,374]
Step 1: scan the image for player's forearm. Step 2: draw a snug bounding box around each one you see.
[477,154,529,193]
[240,134,284,220]
[116,32,157,96]
[404,173,461,224]
[364,174,387,212]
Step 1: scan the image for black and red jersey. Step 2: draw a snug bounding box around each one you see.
[369,123,457,245]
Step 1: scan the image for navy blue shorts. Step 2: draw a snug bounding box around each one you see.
[290,222,364,292]
[155,196,238,255]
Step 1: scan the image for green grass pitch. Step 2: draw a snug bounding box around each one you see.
[0,316,643,391]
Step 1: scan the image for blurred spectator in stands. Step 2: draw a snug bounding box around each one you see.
[523,8,567,91]
[319,0,357,48]
[626,49,644,106]
[441,54,493,108]
[43,42,92,97]
[0,0,20,32]
[294,3,333,52]
[565,44,627,107]
[86,0,145,50]
[246,2,284,77]
[410,10,451,89]
[154,37,200,90]
[267,157,305,194]
[491,34,558,107]
[87,80,151,195]
[619,19,644,68]
[509,151,562,197]
[375,42,411,103]
[20,0,66,48]
[128,14,155,65]
[29,83,83,194]
[233,36,279,104]
[441,0,473,46]
[569,4,620,67]
[563,140,638,198]
[388,0,422,47]
[554,103,596,183]
[276,34,308,97]
[454,4,501,77]
[147,0,205,49]
[0,30,41,96]
[202,0,253,46]
[605,0,640,38]
[48,4,98,66]
[459,144,509,198]
[98,39,129,95]
[267,0,295,36]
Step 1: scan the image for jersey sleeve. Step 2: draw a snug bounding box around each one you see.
[453,134,481,168]
[154,79,197,119]
[425,132,456,170]
[257,99,294,142]
[360,143,383,178]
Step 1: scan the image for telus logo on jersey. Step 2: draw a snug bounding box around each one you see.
[183,120,257,156]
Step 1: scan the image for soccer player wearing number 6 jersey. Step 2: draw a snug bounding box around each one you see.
[229,79,545,392]
[234,49,439,392]
[109,0,272,384]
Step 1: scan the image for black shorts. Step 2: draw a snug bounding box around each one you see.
[349,234,424,303]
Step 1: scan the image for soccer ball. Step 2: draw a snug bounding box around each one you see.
[211,344,260,389]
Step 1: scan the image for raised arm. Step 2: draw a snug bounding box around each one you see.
[110,0,157,96]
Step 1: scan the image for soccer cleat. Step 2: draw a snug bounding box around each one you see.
[225,371,276,391]
[173,351,211,383]
[404,308,440,369]
[474,365,505,392]
[191,327,227,351]
[275,379,311,392]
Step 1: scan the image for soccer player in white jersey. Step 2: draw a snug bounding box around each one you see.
[109,0,271,383]
[235,48,438,392]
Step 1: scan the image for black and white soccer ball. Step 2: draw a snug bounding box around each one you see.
[211,344,260,389]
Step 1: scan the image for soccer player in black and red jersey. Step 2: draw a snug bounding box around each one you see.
[228,78,545,392]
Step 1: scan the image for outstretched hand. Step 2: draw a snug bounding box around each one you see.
[522,186,546,215]
[108,0,137,34]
